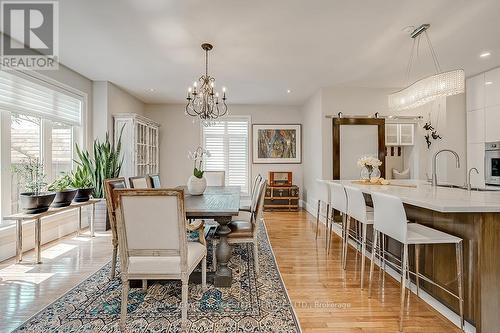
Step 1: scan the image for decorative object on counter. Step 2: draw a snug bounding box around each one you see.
[268,171,293,187]
[12,157,55,214]
[253,124,302,164]
[185,43,228,125]
[423,119,442,149]
[187,146,211,195]
[48,173,77,207]
[388,24,464,111]
[357,156,382,182]
[392,168,410,180]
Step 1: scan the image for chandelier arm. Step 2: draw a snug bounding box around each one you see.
[424,31,442,73]
[405,38,417,86]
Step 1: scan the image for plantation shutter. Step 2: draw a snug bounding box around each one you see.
[0,70,82,126]
[202,118,249,193]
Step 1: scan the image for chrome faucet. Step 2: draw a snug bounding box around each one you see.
[431,149,461,187]
[467,167,479,191]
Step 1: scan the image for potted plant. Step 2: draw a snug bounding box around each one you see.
[187,146,211,195]
[70,166,94,202]
[48,173,77,207]
[12,158,56,214]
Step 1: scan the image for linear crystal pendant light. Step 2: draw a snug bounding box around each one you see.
[388,24,465,111]
[185,43,228,124]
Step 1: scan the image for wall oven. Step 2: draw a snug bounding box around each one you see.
[485,142,500,186]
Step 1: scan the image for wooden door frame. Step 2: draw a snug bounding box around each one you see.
[332,117,386,179]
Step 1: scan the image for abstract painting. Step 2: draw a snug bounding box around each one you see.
[252,124,301,163]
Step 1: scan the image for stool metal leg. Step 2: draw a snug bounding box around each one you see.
[368,228,378,298]
[340,213,346,265]
[456,241,464,330]
[415,244,420,297]
[343,216,351,270]
[325,203,330,250]
[360,223,367,289]
[328,207,334,254]
[399,244,409,332]
[315,200,321,239]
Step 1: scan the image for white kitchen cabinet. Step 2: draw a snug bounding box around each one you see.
[113,113,160,180]
[385,123,414,146]
[467,143,485,188]
[467,109,485,143]
[485,67,500,107]
[485,105,500,142]
[466,73,485,111]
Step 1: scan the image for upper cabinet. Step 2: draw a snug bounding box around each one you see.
[385,123,414,146]
[485,105,500,142]
[466,73,485,111]
[467,108,485,144]
[485,67,500,107]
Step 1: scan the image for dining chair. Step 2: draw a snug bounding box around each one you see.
[114,188,207,329]
[213,179,266,275]
[240,174,263,212]
[204,171,225,186]
[368,192,464,331]
[129,176,151,188]
[103,177,127,279]
[148,174,161,188]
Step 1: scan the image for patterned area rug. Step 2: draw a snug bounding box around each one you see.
[15,222,301,332]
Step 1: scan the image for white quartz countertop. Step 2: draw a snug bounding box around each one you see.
[322,179,500,213]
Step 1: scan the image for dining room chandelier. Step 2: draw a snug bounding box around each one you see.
[388,24,464,111]
[185,43,228,123]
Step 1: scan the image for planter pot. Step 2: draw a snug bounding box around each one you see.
[19,192,56,214]
[92,199,109,232]
[74,187,94,202]
[187,175,207,195]
[51,189,78,207]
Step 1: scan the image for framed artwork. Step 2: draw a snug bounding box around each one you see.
[252,124,302,164]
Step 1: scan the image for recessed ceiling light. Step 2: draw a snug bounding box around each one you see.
[147,88,155,92]
[485,81,493,85]
[286,89,291,94]
[480,51,491,58]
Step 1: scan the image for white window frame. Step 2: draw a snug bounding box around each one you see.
[200,115,251,195]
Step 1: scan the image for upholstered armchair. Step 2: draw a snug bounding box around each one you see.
[114,189,207,329]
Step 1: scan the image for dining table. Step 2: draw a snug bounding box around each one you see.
[182,185,241,287]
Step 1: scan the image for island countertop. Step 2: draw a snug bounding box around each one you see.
[326,179,500,213]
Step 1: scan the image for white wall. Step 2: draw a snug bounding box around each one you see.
[144,104,303,197]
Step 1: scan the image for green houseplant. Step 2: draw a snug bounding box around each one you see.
[48,173,77,207]
[70,165,94,202]
[12,158,56,213]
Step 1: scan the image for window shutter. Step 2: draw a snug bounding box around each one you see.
[0,71,82,126]
[202,118,249,193]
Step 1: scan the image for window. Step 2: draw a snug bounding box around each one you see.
[202,117,250,194]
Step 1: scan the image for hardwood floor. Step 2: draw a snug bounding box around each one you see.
[0,210,461,332]
[264,210,462,332]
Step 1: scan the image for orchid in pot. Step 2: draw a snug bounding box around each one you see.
[357,156,382,181]
[187,146,211,195]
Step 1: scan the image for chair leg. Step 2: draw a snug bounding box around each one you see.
[202,257,207,290]
[456,241,464,330]
[120,277,129,331]
[212,240,217,272]
[142,279,147,291]
[181,278,188,323]
[315,200,321,239]
[343,217,351,270]
[415,244,420,297]
[254,240,260,275]
[399,244,408,332]
[368,228,378,298]
[111,246,118,279]
[360,223,367,289]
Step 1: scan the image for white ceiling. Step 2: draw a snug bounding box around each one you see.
[59,0,500,105]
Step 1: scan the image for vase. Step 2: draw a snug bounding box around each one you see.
[360,166,381,181]
[187,175,207,195]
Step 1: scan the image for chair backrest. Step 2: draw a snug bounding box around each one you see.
[250,174,263,204]
[344,185,368,223]
[148,174,161,188]
[252,180,267,223]
[371,192,408,243]
[329,182,347,214]
[104,178,127,244]
[204,171,225,186]
[114,189,188,272]
[129,176,151,189]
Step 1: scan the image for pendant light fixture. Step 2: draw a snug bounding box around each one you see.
[185,43,228,124]
[388,24,464,111]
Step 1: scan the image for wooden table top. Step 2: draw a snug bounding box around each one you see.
[3,199,101,221]
[181,186,241,218]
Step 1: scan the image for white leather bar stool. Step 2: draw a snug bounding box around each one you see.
[327,182,348,264]
[344,185,374,289]
[368,192,464,331]
[315,180,331,249]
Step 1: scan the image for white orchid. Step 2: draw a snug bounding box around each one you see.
[188,146,211,178]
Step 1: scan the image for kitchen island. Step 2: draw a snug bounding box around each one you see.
[329,180,500,333]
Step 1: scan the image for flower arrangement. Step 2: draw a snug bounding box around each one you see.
[188,146,211,179]
[357,156,382,181]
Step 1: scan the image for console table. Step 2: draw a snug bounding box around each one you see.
[3,199,100,264]
[264,185,299,211]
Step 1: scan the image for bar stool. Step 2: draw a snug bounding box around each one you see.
[344,185,374,289]
[315,180,331,249]
[327,182,348,264]
[368,192,464,331]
